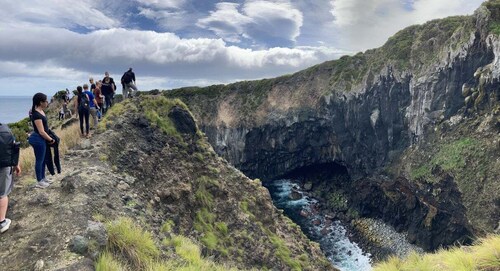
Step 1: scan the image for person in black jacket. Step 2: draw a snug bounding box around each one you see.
[45,130,60,175]
[101,71,116,114]
[121,68,138,99]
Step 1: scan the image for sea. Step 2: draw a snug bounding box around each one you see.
[0,96,34,124]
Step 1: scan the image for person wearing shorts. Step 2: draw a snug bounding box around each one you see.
[0,164,21,233]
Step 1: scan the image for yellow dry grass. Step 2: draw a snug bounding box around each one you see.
[373,235,500,271]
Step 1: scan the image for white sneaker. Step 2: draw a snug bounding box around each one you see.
[42,178,54,184]
[0,218,11,233]
[35,181,50,189]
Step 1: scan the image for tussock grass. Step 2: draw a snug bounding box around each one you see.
[95,251,125,271]
[373,235,500,271]
[100,217,240,271]
[106,217,159,268]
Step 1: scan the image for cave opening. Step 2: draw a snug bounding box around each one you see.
[273,162,351,186]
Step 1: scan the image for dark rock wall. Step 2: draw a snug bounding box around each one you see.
[201,36,492,181]
[349,175,473,251]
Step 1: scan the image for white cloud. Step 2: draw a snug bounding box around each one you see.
[197,3,253,43]
[138,7,190,31]
[0,0,486,97]
[0,0,118,30]
[136,0,187,9]
[329,0,485,50]
[0,22,345,95]
[197,0,303,46]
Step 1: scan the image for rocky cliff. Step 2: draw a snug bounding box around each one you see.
[0,97,334,271]
[166,1,500,252]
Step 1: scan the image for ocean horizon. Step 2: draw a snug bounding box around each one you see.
[0,96,33,124]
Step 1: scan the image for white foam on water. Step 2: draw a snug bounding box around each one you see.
[268,179,372,271]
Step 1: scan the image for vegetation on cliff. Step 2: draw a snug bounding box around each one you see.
[373,235,500,271]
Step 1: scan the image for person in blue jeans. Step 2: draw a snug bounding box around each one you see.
[28,93,56,189]
[75,86,90,138]
[83,84,100,133]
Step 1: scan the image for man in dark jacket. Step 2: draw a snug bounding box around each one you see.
[121,68,138,99]
[101,71,116,114]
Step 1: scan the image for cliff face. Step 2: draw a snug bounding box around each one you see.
[167,1,500,250]
[0,97,334,271]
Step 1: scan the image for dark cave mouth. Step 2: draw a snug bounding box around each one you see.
[271,162,351,185]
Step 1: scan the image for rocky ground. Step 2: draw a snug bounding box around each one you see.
[0,137,118,270]
[0,97,336,271]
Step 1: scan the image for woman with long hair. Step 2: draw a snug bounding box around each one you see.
[28,93,55,188]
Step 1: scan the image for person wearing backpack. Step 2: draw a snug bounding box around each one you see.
[75,86,91,138]
[28,93,56,189]
[0,122,22,233]
[82,84,100,133]
[121,68,138,99]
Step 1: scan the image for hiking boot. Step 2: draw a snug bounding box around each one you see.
[42,178,54,184]
[35,180,50,189]
[0,218,11,233]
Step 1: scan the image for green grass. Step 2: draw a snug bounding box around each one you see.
[195,185,214,208]
[373,235,500,271]
[95,251,126,271]
[99,217,240,271]
[161,220,175,233]
[267,230,304,271]
[410,138,480,182]
[139,96,191,140]
[106,217,160,268]
[486,0,500,35]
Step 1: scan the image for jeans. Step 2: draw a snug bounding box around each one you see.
[78,107,90,135]
[104,94,113,114]
[28,133,46,182]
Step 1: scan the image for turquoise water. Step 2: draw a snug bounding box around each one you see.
[0,96,33,124]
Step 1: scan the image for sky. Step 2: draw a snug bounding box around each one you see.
[0,0,485,96]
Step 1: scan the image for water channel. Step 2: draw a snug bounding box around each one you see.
[265,179,372,271]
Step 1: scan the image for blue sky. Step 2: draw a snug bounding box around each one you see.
[0,0,485,96]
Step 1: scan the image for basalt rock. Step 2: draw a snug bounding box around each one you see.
[167,1,500,252]
[348,174,473,251]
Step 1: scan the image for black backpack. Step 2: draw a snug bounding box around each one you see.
[121,71,132,84]
[79,93,90,110]
[0,123,20,167]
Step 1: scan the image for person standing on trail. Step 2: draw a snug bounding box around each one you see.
[121,68,138,99]
[75,86,90,138]
[28,93,56,189]
[0,122,21,233]
[93,80,104,120]
[101,71,116,114]
[83,84,99,132]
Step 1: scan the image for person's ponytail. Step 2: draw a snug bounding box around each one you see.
[31,92,47,120]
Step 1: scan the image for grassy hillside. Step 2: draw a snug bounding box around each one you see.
[373,235,500,271]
